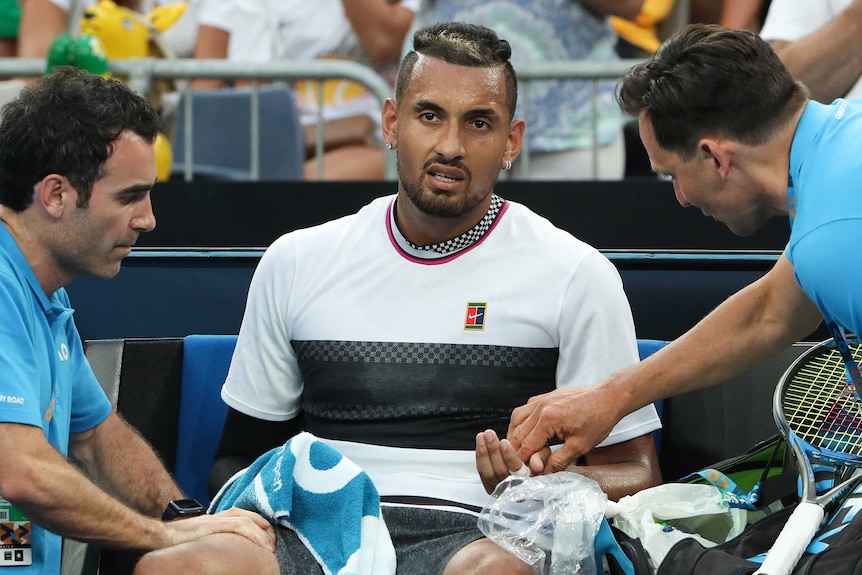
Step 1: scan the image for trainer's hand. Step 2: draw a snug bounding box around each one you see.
[507,384,619,473]
[475,429,550,494]
[165,508,276,552]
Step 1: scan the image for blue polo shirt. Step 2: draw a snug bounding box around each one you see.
[786,99,862,336]
[0,223,112,574]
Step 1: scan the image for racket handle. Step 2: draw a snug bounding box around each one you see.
[755,502,824,575]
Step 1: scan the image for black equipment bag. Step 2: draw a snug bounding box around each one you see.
[657,434,862,575]
[658,490,862,574]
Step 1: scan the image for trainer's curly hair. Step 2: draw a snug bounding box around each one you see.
[396,22,518,120]
[0,66,160,211]
[616,24,808,160]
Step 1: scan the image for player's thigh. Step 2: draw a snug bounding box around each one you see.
[134,532,279,575]
[442,537,532,575]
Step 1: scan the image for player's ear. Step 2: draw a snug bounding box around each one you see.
[504,118,525,165]
[382,98,398,150]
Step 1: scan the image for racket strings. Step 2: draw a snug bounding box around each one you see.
[783,346,862,457]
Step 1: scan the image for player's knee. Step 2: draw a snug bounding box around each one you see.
[443,539,532,575]
[134,545,215,575]
[134,550,174,575]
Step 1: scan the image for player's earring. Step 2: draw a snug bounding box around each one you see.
[386,142,393,150]
[502,160,512,171]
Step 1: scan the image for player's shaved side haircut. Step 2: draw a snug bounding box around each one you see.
[396,22,519,120]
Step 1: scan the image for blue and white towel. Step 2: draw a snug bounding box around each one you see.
[210,432,396,575]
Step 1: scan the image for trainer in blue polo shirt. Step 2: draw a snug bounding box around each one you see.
[506,24,862,491]
[0,220,111,573]
[785,99,862,338]
[0,67,274,575]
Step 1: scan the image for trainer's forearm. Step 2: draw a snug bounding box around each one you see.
[0,423,170,551]
[609,262,822,416]
[71,413,183,518]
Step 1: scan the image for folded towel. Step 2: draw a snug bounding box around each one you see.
[210,432,396,575]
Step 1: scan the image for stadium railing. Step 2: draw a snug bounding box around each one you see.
[0,57,641,181]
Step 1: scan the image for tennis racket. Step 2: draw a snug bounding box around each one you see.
[755,337,862,575]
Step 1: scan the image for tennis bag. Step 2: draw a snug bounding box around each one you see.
[657,435,862,574]
[658,487,862,574]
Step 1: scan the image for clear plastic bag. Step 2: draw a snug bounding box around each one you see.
[605,483,748,570]
[478,472,608,575]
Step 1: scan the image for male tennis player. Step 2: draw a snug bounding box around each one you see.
[134,21,662,575]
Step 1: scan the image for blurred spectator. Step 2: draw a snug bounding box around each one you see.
[414,0,643,181]
[17,0,199,59]
[689,0,770,32]
[192,0,419,181]
[612,0,675,58]
[0,0,19,56]
[719,0,769,31]
[760,0,862,103]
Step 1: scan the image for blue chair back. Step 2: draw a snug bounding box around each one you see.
[174,334,238,506]
[637,338,668,457]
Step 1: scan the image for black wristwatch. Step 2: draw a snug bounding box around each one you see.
[162,498,206,521]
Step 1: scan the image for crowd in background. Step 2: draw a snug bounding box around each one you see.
[0,0,859,181]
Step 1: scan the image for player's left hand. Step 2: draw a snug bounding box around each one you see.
[475,429,549,494]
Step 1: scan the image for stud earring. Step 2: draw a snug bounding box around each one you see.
[386,142,393,150]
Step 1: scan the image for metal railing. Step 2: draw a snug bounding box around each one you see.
[0,57,642,180]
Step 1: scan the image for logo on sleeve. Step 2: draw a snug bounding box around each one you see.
[58,343,69,362]
[464,302,487,331]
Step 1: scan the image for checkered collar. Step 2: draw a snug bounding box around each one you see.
[390,194,504,259]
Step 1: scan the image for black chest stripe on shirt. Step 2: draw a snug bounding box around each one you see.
[292,340,558,450]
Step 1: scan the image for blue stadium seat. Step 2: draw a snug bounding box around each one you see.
[637,338,668,457]
[174,334,237,506]
[171,85,304,181]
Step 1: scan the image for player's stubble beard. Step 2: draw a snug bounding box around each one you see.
[397,153,496,219]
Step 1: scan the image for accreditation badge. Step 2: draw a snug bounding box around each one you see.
[0,497,32,566]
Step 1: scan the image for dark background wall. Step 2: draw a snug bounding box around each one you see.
[66,179,804,343]
[133,179,790,250]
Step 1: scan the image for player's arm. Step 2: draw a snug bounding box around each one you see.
[209,408,302,496]
[510,254,823,470]
[476,430,660,501]
[342,0,415,62]
[576,433,661,501]
[0,421,273,551]
[768,0,862,102]
[17,0,66,58]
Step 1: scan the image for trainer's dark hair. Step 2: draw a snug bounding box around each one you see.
[396,22,518,120]
[616,24,808,160]
[0,66,160,211]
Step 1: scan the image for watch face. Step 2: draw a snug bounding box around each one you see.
[172,499,204,511]
[163,498,205,521]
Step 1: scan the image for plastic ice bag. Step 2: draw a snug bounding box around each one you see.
[478,472,608,575]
